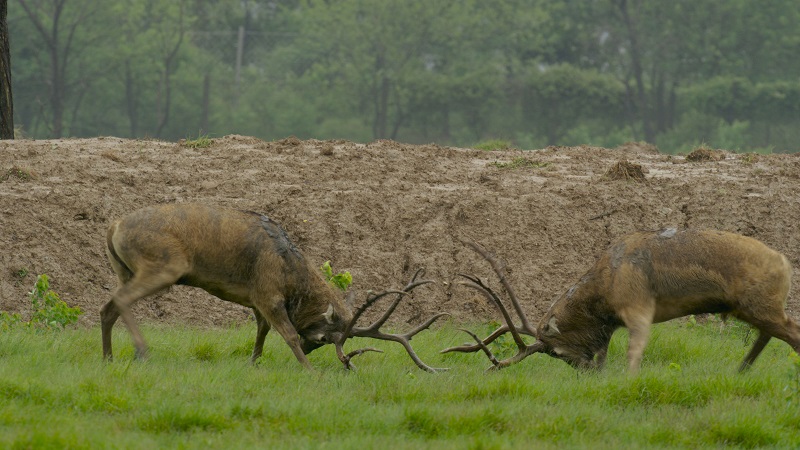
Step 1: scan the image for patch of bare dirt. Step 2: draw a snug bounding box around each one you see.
[2,136,800,331]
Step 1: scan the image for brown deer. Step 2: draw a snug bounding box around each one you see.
[444,229,800,373]
[102,203,447,371]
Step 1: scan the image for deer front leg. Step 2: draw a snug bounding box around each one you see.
[625,321,652,374]
[257,296,313,370]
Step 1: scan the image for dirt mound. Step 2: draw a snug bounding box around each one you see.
[2,137,800,329]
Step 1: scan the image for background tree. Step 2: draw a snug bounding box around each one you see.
[0,0,12,139]
[15,0,118,137]
[6,0,800,152]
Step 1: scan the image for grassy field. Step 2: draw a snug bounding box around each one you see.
[1,319,799,449]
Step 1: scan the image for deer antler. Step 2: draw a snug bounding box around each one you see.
[442,240,543,369]
[336,269,449,372]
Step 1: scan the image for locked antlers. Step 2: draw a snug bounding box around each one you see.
[441,240,544,369]
[336,269,449,372]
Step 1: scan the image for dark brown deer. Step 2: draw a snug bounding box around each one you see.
[102,203,447,371]
[444,229,800,373]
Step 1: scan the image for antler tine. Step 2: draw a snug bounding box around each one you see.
[335,345,384,371]
[441,271,522,355]
[457,274,528,351]
[443,240,545,369]
[351,314,449,372]
[337,270,448,372]
[403,312,450,337]
[459,328,500,367]
[460,240,535,332]
[440,324,512,353]
[366,276,435,331]
[340,289,406,342]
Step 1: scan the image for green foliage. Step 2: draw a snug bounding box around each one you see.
[521,64,626,144]
[1,274,83,331]
[321,261,353,291]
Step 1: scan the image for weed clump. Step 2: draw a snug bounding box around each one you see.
[603,160,646,182]
[2,166,35,182]
[686,146,725,162]
[474,139,513,151]
[180,134,214,149]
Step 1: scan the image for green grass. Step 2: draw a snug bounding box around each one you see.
[473,139,513,151]
[182,134,214,149]
[1,321,799,449]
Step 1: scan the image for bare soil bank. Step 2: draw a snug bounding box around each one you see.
[2,136,800,328]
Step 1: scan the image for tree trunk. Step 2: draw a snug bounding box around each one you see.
[1,0,14,139]
[616,0,654,142]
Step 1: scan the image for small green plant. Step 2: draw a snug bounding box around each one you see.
[474,139,512,151]
[321,261,352,291]
[182,133,214,149]
[1,274,82,330]
[739,152,760,165]
[2,167,34,182]
[28,274,83,329]
[490,157,549,169]
[0,311,22,331]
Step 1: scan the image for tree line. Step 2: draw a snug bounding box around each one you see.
[4,0,800,153]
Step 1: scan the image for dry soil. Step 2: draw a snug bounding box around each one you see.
[2,137,800,331]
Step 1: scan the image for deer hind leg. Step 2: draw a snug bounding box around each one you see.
[741,314,800,370]
[101,301,121,360]
[250,308,271,363]
[106,266,187,360]
[102,249,134,360]
[739,331,771,372]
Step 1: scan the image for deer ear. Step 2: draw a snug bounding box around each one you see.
[323,304,335,324]
[544,316,560,336]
